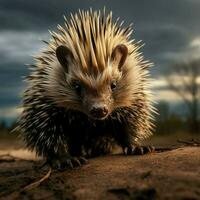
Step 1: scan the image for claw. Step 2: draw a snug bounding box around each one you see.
[126,145,155,156]
[49,155,88,170]
[133,146,144,155]
[150,145,155,152]
[143,145,155,154]
[64,159,73,169]
[127,147,133,155]
[79,156,88,164]
[71,157,81,167]
[52,160,61,170]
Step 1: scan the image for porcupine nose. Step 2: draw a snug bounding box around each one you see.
[90,106,108,119]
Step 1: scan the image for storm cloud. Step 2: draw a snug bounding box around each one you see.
[1,0,200,71]
[1,0,200,123]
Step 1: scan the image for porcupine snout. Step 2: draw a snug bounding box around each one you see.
[90,103,109,119]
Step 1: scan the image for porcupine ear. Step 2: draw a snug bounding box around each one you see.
[56,45,73,73]
[111,44,128,71]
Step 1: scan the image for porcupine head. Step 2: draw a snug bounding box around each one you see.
[45,10,148,120]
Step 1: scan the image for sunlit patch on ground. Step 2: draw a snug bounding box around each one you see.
[0,149,40,160]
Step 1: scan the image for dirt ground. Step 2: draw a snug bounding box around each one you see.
[0,145,200,200]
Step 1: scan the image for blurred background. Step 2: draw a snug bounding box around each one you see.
[0,0,200,151]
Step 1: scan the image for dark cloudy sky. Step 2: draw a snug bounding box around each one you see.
[1,0,200,123]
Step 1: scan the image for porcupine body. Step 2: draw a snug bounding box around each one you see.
[18,9,155,167]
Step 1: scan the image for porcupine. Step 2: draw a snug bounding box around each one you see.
[17,9,155,169]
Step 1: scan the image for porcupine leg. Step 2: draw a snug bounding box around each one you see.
[88,137,114,158]
[124,138,155,155]
[47,144,87,170]
[46,134,87,170]
[67,139,88,165]
[111,103,155,155]
[114,123,154,155]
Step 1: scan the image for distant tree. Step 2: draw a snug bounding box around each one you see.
[156,101,170,122]
[155,101,184,134]
[0,120,6,130]
[166,59,200,133]
[155,101,170,134]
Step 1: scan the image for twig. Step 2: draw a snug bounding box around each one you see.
[154,147,177,152]
[21,167,52,192]
[0,167,52,199]
[177,139,200,146]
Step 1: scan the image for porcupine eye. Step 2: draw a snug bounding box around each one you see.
[72,81,82,95]
[111,81,117,90]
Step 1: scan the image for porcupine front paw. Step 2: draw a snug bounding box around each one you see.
[123,145,155,155]
[48,155,88,170]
